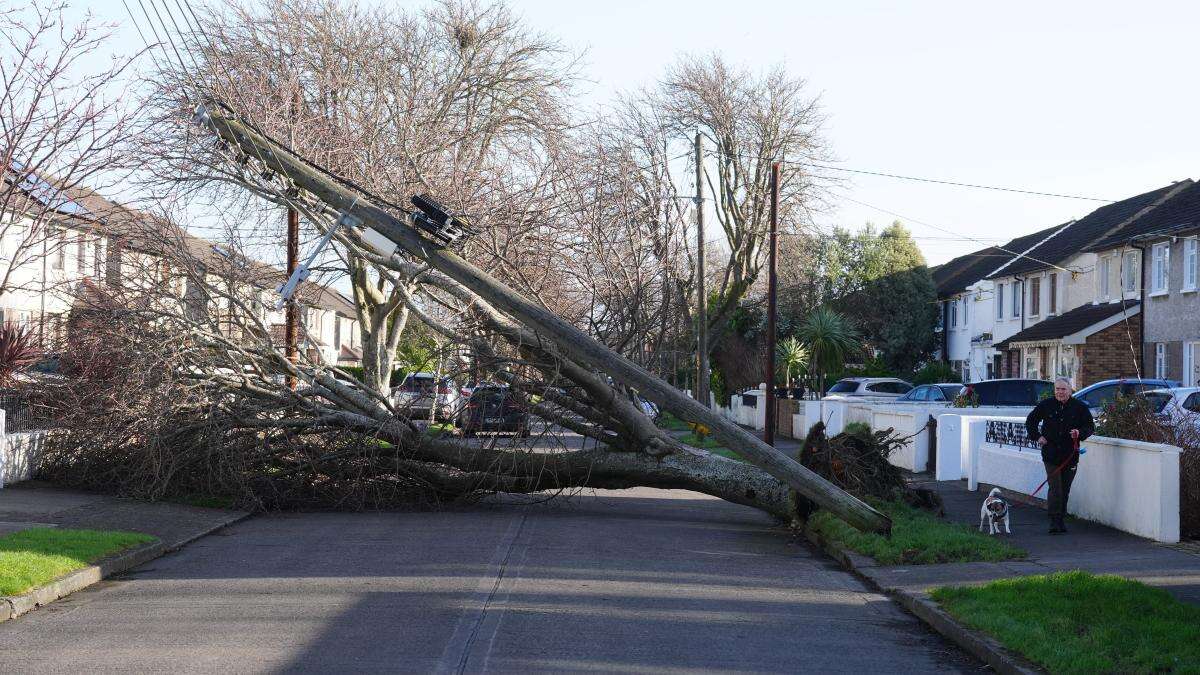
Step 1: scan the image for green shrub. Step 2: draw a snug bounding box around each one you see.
[911,361,960,385]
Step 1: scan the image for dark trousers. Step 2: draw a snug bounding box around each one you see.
[1043,461,1077,523]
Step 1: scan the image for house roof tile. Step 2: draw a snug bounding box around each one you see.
[995,301,1139,348]
[1086,179,1200,251]
[991,182,1187,279]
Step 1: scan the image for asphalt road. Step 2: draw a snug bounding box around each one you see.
[0,488,978,673]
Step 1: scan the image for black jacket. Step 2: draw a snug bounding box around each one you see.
[1025,396,1095,466]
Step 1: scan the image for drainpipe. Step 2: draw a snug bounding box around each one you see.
[1132,242,1147,376]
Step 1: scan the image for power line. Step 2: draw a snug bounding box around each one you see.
[834,193,1073,274]
[704,149,1115,202]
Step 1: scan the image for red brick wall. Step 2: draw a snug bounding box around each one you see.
[1078,314,1143,387]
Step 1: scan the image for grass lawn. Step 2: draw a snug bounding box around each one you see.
[808,499,1025,565]
[932,571,1200,674]
[656,412,692,432]
[0,528,158,596]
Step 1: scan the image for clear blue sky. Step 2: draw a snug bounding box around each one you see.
[72,0,1200,265]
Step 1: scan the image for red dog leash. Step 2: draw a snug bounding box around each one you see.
[1009,437,1080,508]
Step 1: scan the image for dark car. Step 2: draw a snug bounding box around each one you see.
[1074,378,1182,412]
[966,379,1053,406]
[895,383,964,404]
[458,385,530,437]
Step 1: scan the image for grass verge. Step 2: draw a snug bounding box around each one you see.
[0,528,158,596]
[932,571,1200,674]
[809,499,1025,564]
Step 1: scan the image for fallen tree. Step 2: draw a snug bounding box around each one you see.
[153,103,886,534]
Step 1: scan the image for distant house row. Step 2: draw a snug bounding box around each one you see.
[1,165,362,367]
[933,179,1200,387]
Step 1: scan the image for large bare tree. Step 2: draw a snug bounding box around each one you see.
[0,2,136,330]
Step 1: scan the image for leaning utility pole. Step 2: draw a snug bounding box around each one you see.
[196,105,890,535]
[764,162,780,446]
[694,133,710,409]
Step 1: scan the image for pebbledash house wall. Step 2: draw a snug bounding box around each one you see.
[1140,228,1200,385]
[1078,314,1144,387]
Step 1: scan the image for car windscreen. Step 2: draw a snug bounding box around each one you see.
[403,377,436,392]
[827,381,859,393]
[938,385,963,400]
[1140,392,1172,413]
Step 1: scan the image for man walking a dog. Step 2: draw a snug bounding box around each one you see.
[1025,377,1094,534]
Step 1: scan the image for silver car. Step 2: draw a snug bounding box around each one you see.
[823,377,913,400]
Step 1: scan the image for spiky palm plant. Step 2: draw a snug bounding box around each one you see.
[777,336,809,389]
[796,307,862,395]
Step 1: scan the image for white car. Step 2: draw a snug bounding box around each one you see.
[1139,387,1200,433]
[392,372,460,421]
[823,377,913,400]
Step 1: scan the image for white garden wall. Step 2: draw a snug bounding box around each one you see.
[0,430,47,488]
[957,415,1181,543]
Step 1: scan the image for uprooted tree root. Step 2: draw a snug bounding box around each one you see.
[795,421,943,520]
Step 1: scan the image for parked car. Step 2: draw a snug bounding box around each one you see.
[823,377,913,399]
[964,378,1052,407]
[1137,387,1200,432]
[1074,378,1182,413]
[393,372,459,421]
[894,383,964,404]
[459,385,530,437]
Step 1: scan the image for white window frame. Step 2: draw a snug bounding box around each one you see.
[1122,250,1138,294]
[1029,275,1041,317]
[1011,281,1021,318]
[961,296,969,329]
[1186,341,1200,387]
[1151,242,1170,295]
[1155,342,1168,379]
[950,298,958,327]
[996,282,1005,319]
[1184,238,1198,292]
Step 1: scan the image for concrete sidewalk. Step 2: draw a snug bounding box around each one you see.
[896,475,1200,605]
[0,481,247,549]
[0,481,248,622]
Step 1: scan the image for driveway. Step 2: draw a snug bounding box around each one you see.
[0,488,977,673]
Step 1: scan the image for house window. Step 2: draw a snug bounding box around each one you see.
[1030,276,1041,316]
[962,296,969,327]
[950,298,958,327]
[996,282,1005,319]
[49,228,64,270]
[1122,251,1138,293]
[1099,256,1111,299]
[1049,273,1058,314]
[1151,242,1170,294]
[1155,343,1168,379]
[1011,281,1021,317]
[93,239,103,279]
[76,237,86,272]
[1185,238,1198,291]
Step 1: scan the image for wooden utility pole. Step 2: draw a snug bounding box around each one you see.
[200,108,891,535]
[285,206,299,390]
[764,162,780,446]
[694,133,710,409]
[285,90,301,390]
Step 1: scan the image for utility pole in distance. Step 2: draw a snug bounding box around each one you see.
[285,90,301,390]
[285,206,299,390]
[695,132,710,408]
[764,161,780,446]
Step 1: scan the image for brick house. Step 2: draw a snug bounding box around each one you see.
[1084,180,1200,385]
[987,180,1190,381]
